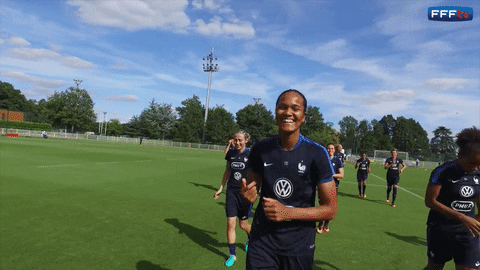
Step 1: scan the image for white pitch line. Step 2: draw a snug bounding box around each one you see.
[37,160,152,168]
[370,172,424,200]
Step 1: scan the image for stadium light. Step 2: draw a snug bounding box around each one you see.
[202,48,219,143]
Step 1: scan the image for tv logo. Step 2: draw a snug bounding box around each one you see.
[428,7,473,21]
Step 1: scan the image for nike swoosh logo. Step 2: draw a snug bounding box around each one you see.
[476,262,480,267]
[264,162,273,167]
[451,179,462,183]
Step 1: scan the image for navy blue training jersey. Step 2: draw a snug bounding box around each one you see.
[334,152,345,163]
[225,148,251,191]
[249,134,334,256]
[356,158,370,176]
[385,157,403,178]
[427,160,480,227]
[331,156,344,180]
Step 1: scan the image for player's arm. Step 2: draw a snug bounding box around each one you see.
[241,169,262,204]
[223,139,234,154]
[263,180,337,222]
[400,162,407,174]
[368,162,371,173]
[384,159,391,170]
[333,167,344,180]
[425,182,480,236]
[214,164,230,200]
[355,161,359,169]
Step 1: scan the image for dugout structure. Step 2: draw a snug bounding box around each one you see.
[373,150,409,164]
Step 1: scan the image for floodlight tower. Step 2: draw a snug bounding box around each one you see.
[73,79,82,89]
[202,48,219,143]
[103,112,107,136]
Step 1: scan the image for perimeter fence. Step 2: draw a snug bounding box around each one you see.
[346,154,441,169]
[1,128,225,151]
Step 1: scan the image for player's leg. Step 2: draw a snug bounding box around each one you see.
[279,251,315,270]
[426,258,445,270]
[357,177,362,197]
[391,183,398,207]
[225,191,238,267]
[386,183,392,203]
[362,180,367,198]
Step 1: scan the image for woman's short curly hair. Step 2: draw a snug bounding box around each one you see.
[456,127,480,156]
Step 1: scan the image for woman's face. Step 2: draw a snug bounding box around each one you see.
[327,144,335,157]
[459,152,480,173]
[234,133,247,152]
[391,151,398,158]
[275,91,306,134]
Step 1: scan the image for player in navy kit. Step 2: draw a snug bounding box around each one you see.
[384,149,406,207]
[355,151,370,198]
[241,89,337,270]
[334,144,346,164]
[425,127,480,270]
[214,131,252,267]
[318,143,344,233]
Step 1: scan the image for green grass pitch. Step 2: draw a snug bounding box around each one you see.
[0,137,455,269]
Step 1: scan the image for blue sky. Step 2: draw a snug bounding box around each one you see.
[1,0,479,138]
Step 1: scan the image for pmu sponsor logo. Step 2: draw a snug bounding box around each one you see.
[451,201,474,212]
[231,162,245,170]
[428,7,473,21]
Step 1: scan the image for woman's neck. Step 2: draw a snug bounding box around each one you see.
[279,131,300,151]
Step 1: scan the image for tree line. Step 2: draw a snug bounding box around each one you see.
[1,81,458,161]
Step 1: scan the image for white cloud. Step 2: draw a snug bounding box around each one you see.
[104,95,139,102]
[68,0,191,32]
[192,0,232,13]
[61,56,95,69]
[331,58,393,81]
[49,44,63,52]
[8,36,31,46]
[8,47,60,61]
[155,73,204,88]
[425,78,469,91]
[1,70,65,87]
[0,39,4,45]
[194,16,255,39]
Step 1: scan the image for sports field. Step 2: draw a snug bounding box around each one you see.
[0,137,454,269]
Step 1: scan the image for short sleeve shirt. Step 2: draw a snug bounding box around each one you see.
[225,148,250,191]
[330,156,344,180]
[385,157,403,178]
[357,158,370,176]
[427,160,480,228]
[248,134,334,256]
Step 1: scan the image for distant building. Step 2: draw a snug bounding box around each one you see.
[0,109,25,122]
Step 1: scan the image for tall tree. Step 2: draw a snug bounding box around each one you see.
[369,120,394,154]
[236,100,276,144]
[106,119,123,136]
[44,87,96,132]
[307,124,339,147]
[0,81,28,112]
[301,106,325,137]
[357,119,371,151]
[379,114,396,139]
[174,95,204,143]
[205,105,238,144]
[140,99,176,140]
[123,115,143,138]
[338,116,359,154]
[430,126,456,162]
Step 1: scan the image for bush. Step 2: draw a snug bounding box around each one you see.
[0,120,52,131]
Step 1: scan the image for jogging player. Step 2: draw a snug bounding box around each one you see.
[425,127,480,270]
[318,143,344,233]
[334,144,346,164]
[384,149,406,207]
[214,131,252,267]
[241,89,337,270]
[355,151,370,198]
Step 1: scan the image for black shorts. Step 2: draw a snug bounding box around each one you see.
[427,224,480,268]
[387,175,399,186]
[225,188,252,220]
[357,173,368,182]
[246,241,315,270]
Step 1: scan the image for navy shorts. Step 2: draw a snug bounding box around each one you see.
[357,173,368,182]
[225,188,252,220]
[387,176,399,186]
[427,225,480,268]
[246,242,315,270]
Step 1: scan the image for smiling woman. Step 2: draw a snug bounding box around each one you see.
[241,89,337,270]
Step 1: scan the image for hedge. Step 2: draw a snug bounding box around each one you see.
[0,120,52,131]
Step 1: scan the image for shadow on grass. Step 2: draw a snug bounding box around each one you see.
[385,231,426,246]
[337,191,386,206]
[136,260,171,270]
[189,182,217,191]
[165,218,228,259]
[313,259,341,270]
